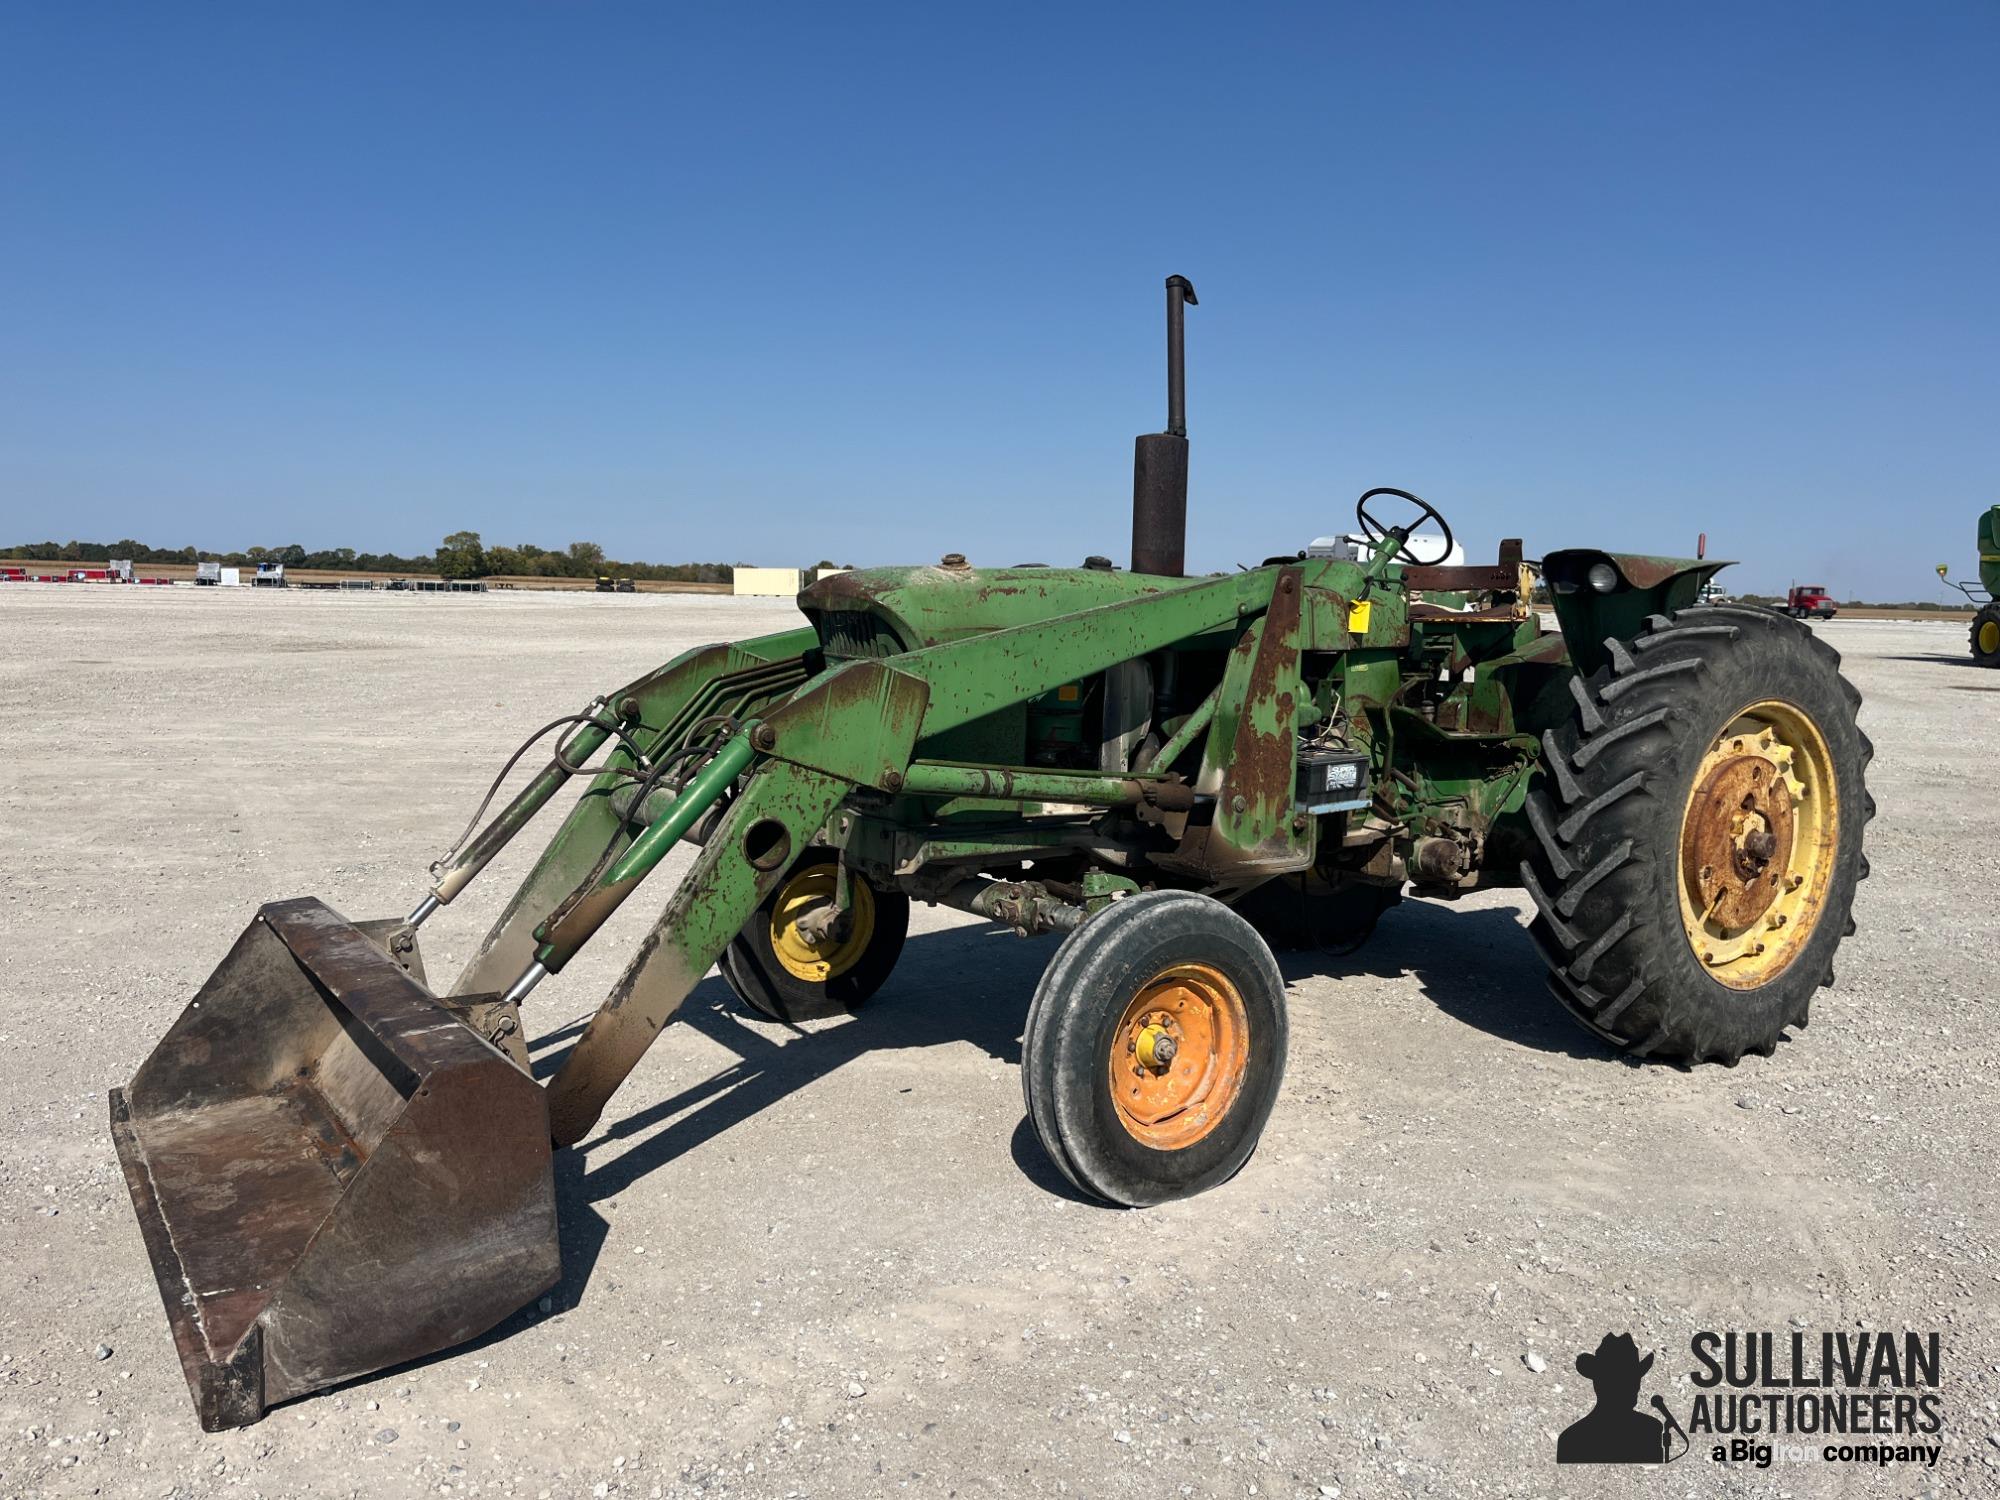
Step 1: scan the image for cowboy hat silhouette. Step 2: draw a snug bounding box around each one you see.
[1557,1333,1665,1464]
[1578,1332,1653,1382]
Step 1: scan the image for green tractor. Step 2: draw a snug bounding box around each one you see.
[1937,504,2000,666]
[112,278,1874,1428]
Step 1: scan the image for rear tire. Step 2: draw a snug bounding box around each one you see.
[1022,891,1287,1206]
[722,851,908,1023]
[1521,605,1873,1064]
[1971,603,2000,667]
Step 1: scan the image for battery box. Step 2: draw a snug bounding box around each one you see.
[1296,746,1371,814]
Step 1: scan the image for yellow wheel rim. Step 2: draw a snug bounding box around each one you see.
[1677,700,1839,989]
[1108,963,1249,1150]
[1979,619,2000,656]
[769,863,876,983]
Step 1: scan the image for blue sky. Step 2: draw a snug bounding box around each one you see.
[2,3,1994,597]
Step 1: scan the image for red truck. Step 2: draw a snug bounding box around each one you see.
[1783,584,1838,620]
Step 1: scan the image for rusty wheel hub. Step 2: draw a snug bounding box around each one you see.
[1677,702,1839,988]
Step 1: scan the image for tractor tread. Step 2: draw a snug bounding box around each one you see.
[1540,730,1583,804]
[1630,1023,1670,1058]
[1557,839,1633,915]
[1599,656,1706,702]
[1555,772,1648,843]
[1567,910,1633,984]
[1568,675,1606,733]
[1518,863,1580,949]
[1523,791,1575,879]
[1633,621,1739,651]
[1595,975,1645,1027]
[1572,708,1673,768]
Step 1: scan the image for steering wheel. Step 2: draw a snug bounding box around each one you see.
[1355,487,1455,568]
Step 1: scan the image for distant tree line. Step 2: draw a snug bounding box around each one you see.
[0,533,813,585]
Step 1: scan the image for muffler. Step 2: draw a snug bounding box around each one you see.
[1131,273,1197,578]
[109,898,559,1430]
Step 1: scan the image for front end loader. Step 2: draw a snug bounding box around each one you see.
[114,278,1874,1428]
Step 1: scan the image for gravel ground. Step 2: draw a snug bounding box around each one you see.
[1,588,1993,1500]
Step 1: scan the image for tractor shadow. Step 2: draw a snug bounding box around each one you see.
[525,896,1618,1307]
[1879,653,1984,669]
[528,919,1078,1306]
[343,898,1618,1389]
[1271,898,1625,1066]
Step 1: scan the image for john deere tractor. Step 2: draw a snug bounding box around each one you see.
[112,278,1874,1429]
[1937,504,2000,666]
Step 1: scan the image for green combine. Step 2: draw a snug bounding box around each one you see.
[111,278,1876,1429]
[1938,504,2000,666]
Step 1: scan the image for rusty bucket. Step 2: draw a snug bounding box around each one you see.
[109,898,559,1430]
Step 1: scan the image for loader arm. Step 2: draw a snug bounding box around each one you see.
[450,627,818,995]
[536,568,1274,1143]
[545,760,854,1143]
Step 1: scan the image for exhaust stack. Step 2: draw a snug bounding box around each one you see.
[1130,274,1197,577]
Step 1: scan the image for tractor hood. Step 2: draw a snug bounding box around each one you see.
[800,564,1204,658]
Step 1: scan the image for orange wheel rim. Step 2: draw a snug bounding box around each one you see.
[1108,962,1249,1150]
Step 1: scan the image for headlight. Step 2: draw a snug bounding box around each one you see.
[1587,562,1620,593]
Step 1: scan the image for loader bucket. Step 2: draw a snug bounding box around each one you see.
[109,898,559,1430]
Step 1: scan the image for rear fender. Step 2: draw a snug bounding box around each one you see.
[1542,550,1730,677]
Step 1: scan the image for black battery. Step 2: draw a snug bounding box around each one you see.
[1296,746,1372,814]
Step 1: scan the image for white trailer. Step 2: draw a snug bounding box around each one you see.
[732,567,804,597]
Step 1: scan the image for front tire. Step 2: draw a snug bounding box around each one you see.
[721,851,908,1023]
[1522,605,1873,1064]
[1971,603,2000,667]
[1022,891,1287,1206]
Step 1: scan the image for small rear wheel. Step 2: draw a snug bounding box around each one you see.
[1971,603,2000,667]
[722,851,908,1023]
[1022,891,1287,1206]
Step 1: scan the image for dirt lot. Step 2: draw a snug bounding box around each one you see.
[2,588,1994,1499]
